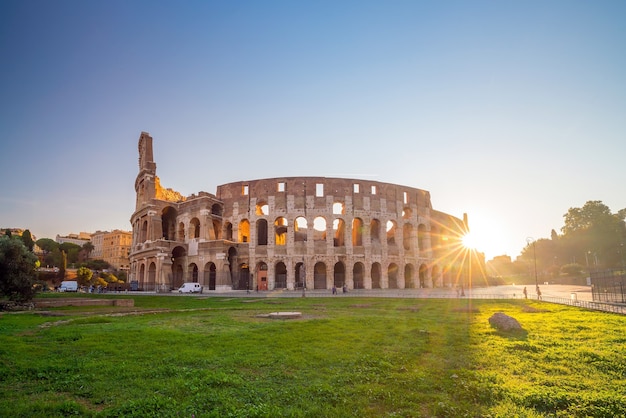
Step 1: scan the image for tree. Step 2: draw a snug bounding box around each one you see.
[20,230,35,252]
[0,235,39,302]
[76,267,93,286]
[36,238,59,258]
[82,242,94,259]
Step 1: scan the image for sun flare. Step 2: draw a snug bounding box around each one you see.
[462,232,477,249]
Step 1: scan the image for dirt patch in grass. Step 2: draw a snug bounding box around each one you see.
[521,305,550,313]
[397,306,421,312]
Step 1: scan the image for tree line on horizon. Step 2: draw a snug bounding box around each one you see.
[489,201,626,279]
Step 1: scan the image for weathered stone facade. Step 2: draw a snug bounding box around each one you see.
[130,132,473,292]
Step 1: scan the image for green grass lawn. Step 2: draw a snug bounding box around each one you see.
[1,295,625,417]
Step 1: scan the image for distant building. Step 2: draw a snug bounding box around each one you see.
[90,231,106,259]
[56,233,91,247]
[102,230,132,272]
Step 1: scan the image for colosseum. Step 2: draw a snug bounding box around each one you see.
[130,132,480,292]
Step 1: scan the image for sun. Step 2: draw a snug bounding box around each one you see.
[462,232,478,249]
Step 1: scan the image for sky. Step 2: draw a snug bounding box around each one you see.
[1,0,625,260]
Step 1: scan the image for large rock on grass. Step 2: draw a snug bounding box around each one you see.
[489,312,523,331]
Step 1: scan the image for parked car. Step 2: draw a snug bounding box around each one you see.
[178,283,202,293]
[59,281,79,292]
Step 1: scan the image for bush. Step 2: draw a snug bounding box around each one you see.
[0,235,39,302]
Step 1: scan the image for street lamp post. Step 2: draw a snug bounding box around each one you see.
[527,237,538,290]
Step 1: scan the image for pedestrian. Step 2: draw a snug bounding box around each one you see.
[536,285,542,300]
[523,287,527,299]
[332,285,337,295]
[342,284,347,294]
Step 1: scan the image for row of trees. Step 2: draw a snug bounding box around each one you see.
[1,229,124,302]
[504,201,625,279]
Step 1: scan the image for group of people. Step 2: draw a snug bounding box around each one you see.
[522,285,542,300]
[332,285,347,295]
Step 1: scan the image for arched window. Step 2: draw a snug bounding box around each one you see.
[257,219,268,245]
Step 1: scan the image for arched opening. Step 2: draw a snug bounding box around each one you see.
[141,220,148,242]
[256,262,268,290]
[333,202,345,215]
[353,262,365,289]
[352,218,363,246]
[314,262,327,289]
[404,263,415,289]
[188,263,198,282]
[161,206,177,240]
[333,262,345,288]
[430,226,440,255]
[370,219,381,244]
[148,262,156,291]
[333,218,345,247]
[257,219,268,246]
[386,220,397,246]
[256,201,269,216]
[388,263,399,289]
[225,222,233,241]
[275,217,287,246]
[204,262,216,290]
[239,219,250,243]
[313,217,326,241]
[171,246,186,289]
[419,263,428,288]
[402,207,412,219]
[211,203,222,216]
[275,262,287,289]
[403,223,413,251]
[190,218,200,239]
[294,217,308,242]
[371,263,381,289]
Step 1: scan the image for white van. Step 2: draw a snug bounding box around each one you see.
[59,281,79,292]
[178,283,202,293]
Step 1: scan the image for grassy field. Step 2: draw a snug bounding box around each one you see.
[1,294,625,417]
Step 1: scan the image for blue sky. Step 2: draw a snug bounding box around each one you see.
[1,0,624,260]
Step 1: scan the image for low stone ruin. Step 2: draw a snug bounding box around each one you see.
[488,312,523,331]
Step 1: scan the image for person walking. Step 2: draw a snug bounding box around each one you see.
[523,287,527,299]
[536,285,542,300]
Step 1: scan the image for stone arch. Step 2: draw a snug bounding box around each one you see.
[333,262,345,288]
[225,222,233,241]
[274,217,287,246]
[255,261,267,290]
[239,219,250,243]
[211,203,222,216]
[171,246,186,289]
[333,202,345,215]
[402,207,412,219]
[313,216,327,241]
[314,262,327,289]
[141,220,148,242]
[386,220,397,246]
[188,263,199,282]
[333,218,346,247]
[352,218,363,246]
[204,262,216,290]
[388,263,399,289]
[353,262,365,289]
[275,261,287,289]
[257,219,268,246]
[370,219,381,244]
[190,217,200,239]
[419,263,428,288]
[404,263,415,288]
[210,219,221,240]
[256,201,269,216]
[161,206,177,240]
[294,217,308,242]
[139,263,146,287]
[148,262,156,290]
[371,262,382,289]
[430,225,440,254]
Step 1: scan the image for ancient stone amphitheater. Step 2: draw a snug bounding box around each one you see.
[130,132,475,292]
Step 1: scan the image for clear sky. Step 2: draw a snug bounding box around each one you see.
[1,1,625,260]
